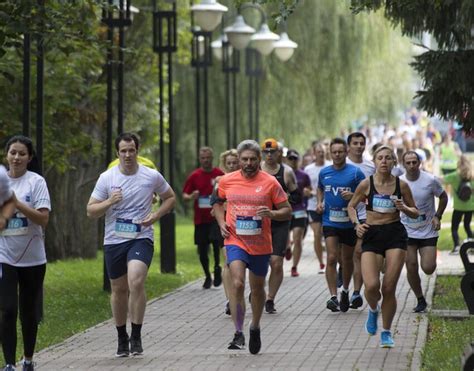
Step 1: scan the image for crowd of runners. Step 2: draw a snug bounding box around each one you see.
[1,111,473,369]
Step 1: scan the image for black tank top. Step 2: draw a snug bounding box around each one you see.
[366,176,401,214]
[273,164,289,193]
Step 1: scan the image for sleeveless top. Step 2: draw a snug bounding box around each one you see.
[366,176,401,214]
[271,164,289,226]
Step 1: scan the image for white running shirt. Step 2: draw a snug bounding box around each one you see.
[304,161,331,211]
[400,170,444,239]
[91,165,170,245]
[0,165,12,206]
[0,171,51,267]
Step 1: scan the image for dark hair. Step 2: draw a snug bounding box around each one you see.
[347,132,366,145]
[115,132,140,152]
[5,135,41,174]
[330,137,347,149]
[402,150,421,163]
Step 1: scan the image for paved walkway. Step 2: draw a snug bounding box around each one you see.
[34,232,464,370]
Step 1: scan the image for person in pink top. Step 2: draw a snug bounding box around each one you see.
[213,140,291,355]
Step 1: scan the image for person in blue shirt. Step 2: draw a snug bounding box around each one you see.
[317,138,365,313]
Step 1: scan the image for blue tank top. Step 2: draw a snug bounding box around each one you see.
[318,164,365,228]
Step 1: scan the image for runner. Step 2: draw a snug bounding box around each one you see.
[0,136,51,371]
[348,145,418,348]
[317,138,365,313]
[401,151,447,312]
[87,133,176,357]
[260,138,299,313]
[346,132,375,309]
[183,147,224,289]
[213,139,291,354]
[0,165,16,229]
[286,149,311,277]
[304,142,331,273]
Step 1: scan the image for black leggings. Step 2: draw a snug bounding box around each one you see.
[197,242,221,277]
[0,263,46,364]
[451,210,473,247]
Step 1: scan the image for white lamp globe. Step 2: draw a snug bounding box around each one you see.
[225,15,255,50]
[273,32,298,61]
[250,23,280,56]
[191,0,228,32]
[211,34,233,61]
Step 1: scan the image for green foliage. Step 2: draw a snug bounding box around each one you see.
[350,0,474,131]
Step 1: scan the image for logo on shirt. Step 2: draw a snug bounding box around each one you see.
[325,186,351,196]
[255,186,262,193]
[324,176,332,179]
[25,195,31,202]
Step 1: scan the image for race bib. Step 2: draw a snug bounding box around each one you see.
[235,215,262,235]
[0,216,28,236]
[198,196,212,209]
[405,213,428,228]
[372,194,397,213]
[329,207,349,223]
[292,210,307,219]
[115,218,141,239]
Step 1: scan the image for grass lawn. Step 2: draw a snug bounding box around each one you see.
[3,216,205,365]
[422,274,474,370]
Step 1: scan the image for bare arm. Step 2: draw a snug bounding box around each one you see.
[141,187,176,227]
[347,180,368,225]
[213,202,229,238]
[256,200,292,221]
[432,191,448,230]
[395,181,419,219]
[87,189,123,219]
[182,190,200,201]
[284,167,298,192]
[316,187,324,213]
[15,197,49,228]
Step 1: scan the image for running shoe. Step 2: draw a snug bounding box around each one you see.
[291,267,299,277]
[339,290,350,312]
[249,327,261,355]
[413,297,428,313]
[265,300,276,314]
[349,293,363,309]
[203,276,212,289]
[380,330,395,348]
[130,336,143,356]
[365,308,379,336]
[116,335,130,357]
[3,365,16,371]
[213,266,222,287]
[225,301,231,315]
[21,360,34,371]
[318,263,325,274]
[449,246,460,255]
[326,296,340,312]
[228,331,245,350]
[285,248,292,261]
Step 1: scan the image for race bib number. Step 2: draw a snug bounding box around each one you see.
[372,195,397,213]
[115,218,141,239]
[0,216,28,236]
[292,210,307,219]
[236,216,262,235]
[198,196,212,209]
[329,208,349,223]
[405,213,428,228]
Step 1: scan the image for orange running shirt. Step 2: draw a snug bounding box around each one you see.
[217,170,288,255]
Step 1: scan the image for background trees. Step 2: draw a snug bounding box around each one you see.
[0,0,415,258]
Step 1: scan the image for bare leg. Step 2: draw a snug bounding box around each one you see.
[267,256,284,301]
[248,271,266,328]
[110,275,129,326]
[352,239,363,292]
[292,227,305,268]
[341,244,354,290]
[406,245,422,298]
[381,249,406,330]
[228,260,246,332]
[361,252,384,310]
[127,260,149,325]
[325,236,339,296]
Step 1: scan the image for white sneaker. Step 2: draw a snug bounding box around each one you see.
[449,246,460,255]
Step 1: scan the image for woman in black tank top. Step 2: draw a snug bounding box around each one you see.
[347,145,418,348]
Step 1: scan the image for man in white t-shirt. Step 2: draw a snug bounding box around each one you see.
[304,141,331,273]
[401,151,447,312]
[346,132,375,309]
[87,133,176,357]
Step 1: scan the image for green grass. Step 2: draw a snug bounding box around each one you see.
[438,221,467,251]
[422,317,474,371]
[422,262,474,370]
[4,216,204,364]
[432,276,468,311]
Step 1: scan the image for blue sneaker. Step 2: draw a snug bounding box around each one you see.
[380,330,394,348]
[365,308,378,335]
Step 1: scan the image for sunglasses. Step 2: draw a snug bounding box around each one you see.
[287,156,298,160]
[263,150,277,154]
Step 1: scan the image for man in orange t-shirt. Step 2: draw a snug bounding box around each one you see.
[213,140,291,355]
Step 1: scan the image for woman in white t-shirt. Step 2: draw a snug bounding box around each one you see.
[0,135,51,371]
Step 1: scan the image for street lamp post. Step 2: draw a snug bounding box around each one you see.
[153,0,178,274]
[245,47,262,141]
[101,0,134,291]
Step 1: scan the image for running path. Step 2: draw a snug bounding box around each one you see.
[34,232,462,370]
